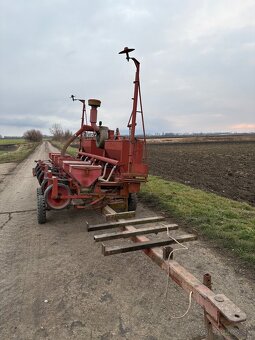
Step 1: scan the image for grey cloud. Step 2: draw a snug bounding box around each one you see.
[1,116,50,128]
[0,0,254,136]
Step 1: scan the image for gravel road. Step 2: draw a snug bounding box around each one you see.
[0,142,254,340]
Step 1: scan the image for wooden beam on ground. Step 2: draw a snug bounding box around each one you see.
[87,216,165,232]
[102,205,116,215]
[102,234,197,256]
[94,223,178,242]
[105,210,136,222]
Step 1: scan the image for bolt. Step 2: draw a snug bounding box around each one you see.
[214,295,224,302]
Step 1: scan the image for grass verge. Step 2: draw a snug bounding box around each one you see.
[50,141,77,156]
[0,142,40,163]
[140,175,255,265]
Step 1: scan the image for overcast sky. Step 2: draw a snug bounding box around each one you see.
[0,0,254,136]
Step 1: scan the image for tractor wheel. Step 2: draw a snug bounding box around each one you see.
[44,183,71,210]
[128,193,137,211]
[37,194,46,224]
[37,187,43,196]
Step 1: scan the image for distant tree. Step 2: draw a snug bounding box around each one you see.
[63,129,73,140]
[50,124,72,141]
[23,129,43,142]
[50,123,63,141]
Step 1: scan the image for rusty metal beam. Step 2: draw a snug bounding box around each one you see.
[122,224,246,325]
[87,216,165,231]
[94,223,178,242]
[206,313,247,340]
[102,234,197,256]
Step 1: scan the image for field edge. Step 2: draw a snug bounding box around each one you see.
[139,175,255,266]
[0,142,41,164]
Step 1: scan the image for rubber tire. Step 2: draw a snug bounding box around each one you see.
[34,163,40,173]
[44,183,71,210]
[128,193,137,211]
[37,187,43,196]
[41,179,49,193]
[37,194,46,224]
[36,167,42,177]
[38,171,44,185]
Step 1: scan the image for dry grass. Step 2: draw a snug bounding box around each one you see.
[0,143,39,163]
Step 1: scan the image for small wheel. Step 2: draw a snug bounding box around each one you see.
[38,171,44,185]
[37,187,43,196]
[44,183,71,210]
[128,193,137,211]
[37,194,46,224]
[36,167,42,177]
[41,179,49,193]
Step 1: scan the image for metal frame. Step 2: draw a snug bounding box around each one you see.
[33,48,148,219]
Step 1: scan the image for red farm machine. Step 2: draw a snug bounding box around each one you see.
[33,47,148,224]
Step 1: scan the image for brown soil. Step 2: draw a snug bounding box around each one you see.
[146,134,255,144]
[147,142,255,206]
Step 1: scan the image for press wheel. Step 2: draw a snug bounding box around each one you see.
[44,183,71,210]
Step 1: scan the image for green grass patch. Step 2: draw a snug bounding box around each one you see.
[0,142,39,163]
[50,141,77,156]
[0,138,26,145]
[140,176,255,265]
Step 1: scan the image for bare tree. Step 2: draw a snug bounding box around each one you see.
[63,129,73,140]
[23,129,43,142]
[50,124,72,141]
[50,123,63,141]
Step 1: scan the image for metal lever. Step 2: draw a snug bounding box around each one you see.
[70,95,85,104]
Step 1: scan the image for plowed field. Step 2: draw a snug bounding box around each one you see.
[147,142,255,206]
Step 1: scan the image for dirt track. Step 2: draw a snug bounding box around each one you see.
[0,142,254,340]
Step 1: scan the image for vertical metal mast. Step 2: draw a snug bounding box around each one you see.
[119,47,146,171]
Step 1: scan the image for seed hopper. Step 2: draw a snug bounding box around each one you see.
[33,48,248,339]
[33,47,147,224]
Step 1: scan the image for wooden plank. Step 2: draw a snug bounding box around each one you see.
[87,216,165,231]
[105,210,136,222]
[102,205,116,215]
[94,223,178,242]
[102,234,197,256]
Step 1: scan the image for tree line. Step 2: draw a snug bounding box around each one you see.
[23,124,73,142]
